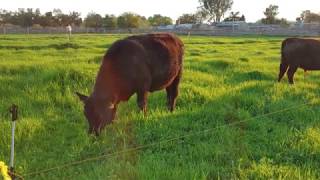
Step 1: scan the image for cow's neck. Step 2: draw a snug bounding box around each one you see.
[92,65,118,103]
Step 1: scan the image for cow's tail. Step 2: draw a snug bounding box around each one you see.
[278,40,289,82]
[281,39,290,65]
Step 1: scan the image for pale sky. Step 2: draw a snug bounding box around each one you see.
[2,0,320,22]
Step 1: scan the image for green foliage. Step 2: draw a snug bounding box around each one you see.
[224,11,246,22]
[0,8,82,27]
[261,5,279,24]
[279,18,290,27]
[117,12,149,28]
[176,14,198,24]
[199,0,234,23]
[299,10,320,23]
[103,14,118,29]
[0,34,320,179]
[84,12,103,29]
[148,14,172,26]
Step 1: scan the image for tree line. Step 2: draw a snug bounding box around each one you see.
[0,1,319,29]
[0,8,173,29]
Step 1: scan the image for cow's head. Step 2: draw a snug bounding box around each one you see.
[76,92,117,136]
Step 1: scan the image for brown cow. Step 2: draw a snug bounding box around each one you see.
[76,33,184,135]
[278,38,320,84]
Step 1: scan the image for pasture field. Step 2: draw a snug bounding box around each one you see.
[0,34,320,179]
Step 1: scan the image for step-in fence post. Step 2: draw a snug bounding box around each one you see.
[9,104,18,180]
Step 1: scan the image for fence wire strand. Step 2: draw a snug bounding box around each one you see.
[22,101,314,178]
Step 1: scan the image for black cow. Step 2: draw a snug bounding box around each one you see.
[278,38,320,84]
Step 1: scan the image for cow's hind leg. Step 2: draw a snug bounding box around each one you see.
[166,70,182,112]
[137,91,148,115]
[278,63,288,82]
[287,65,298,84]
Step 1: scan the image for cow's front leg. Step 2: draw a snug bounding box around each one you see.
[287,65,298,84]
[137,91,148,115]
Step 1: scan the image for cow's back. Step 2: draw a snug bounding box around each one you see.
[126,33,184,91]
[95,33,184,100]
[282,38,320,70]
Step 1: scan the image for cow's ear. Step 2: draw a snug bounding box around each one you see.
[76,92,88,103]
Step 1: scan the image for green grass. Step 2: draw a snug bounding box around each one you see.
[0,34,320,179]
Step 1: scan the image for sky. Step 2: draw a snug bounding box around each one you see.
[1,0,320,22]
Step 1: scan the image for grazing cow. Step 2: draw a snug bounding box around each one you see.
[278,38,320,84]
[76,33,184,135]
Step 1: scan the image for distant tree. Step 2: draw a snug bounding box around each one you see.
[230,11,239,21]
[261,4,279,24]
[16,8,35,28]
[296,17,303,23]
[299,10,320,23]
[103,14,117,29]
[0,9,82,28]
[198,0,233,23]
[69,11,82,26]
[39,12,53,27]
[195,8,209,24]
[148,14,172,26]
[224,12,245,22]
[52,9,64,26]
[176,14,197,24]
[224,11,239,21]
[299,10,310,22]
[117,12,149,28]
[0,9,12,25]
[84,12,103,30]
[279,18,290,27]
[239,14,245,21]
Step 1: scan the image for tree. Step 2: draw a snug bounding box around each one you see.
[52,8,63,26]
[239,14,245,21]
[84,12,103,30]
[230,11,239,20]
[148,14,172,26]
[198,0,233,23]
[195,8,209,24]
[224,12,245,22]
[176,14,197,24]
[117,12,149,28]
[69,11,82,26]
[299,10,320,23]
[224,11,239,21]
[103,14,117,29]
[39,12,54,27]
[261,4,279,24]
[279,18,290,27]
[15,8,35,28]
[1,8,82,28]
[0,9,12,26]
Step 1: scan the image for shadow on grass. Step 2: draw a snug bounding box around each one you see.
[185,39,263,45]
[95,44,112,49]
[186,60,234,74]
[133,81,319,178]
[0,42,84,50]
[227,70,275,84]
[88,56,103,64]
